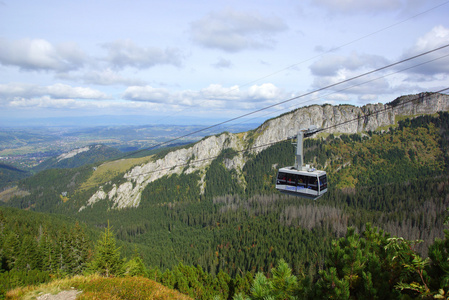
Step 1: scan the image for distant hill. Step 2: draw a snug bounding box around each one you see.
[0,129,58,149]
[80,92,449,210]
[3,92,449,282]
[0,163,29,190]
[33,144,122,172]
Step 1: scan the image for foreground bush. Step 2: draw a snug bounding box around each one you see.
[6,274,192,300]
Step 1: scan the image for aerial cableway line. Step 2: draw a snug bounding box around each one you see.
[120,43,449,161]
[275,126,328,200]
[124,87,449,181]
[80,46,449,192]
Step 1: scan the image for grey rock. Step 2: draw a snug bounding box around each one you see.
[82,92,449,210]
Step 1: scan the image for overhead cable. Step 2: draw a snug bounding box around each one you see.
[150,1,449,126]
[124,87,449,179]
[225,52,449,128]
[122,43,449,160]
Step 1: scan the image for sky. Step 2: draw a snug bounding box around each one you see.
[0,0,449,126]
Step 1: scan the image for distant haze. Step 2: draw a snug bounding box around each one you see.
[1,1,448,125]
[0,115,264,128]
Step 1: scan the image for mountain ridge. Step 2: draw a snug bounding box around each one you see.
[33,144,122,172]
[2,94,449,299]
[82,92,449,211]
[4,100,449,277]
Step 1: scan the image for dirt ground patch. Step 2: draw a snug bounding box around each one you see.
[37,290,82,300]
[0,186,30,202]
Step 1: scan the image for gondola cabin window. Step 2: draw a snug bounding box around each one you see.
[276,168,327,200]
[319,175,327,190]
[275,127,328,200]
[276,172,322,191]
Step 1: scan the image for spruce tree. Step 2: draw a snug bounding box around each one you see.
[249,260,299,299]
[122,246,148,277]
[16,235,41,271]
[0,211,6,272]
[69,222,89,274]
[89,222,122,277]
[3,232,20,270]
[54,226,71,275]
[38,231,54,273]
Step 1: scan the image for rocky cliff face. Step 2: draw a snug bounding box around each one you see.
[81,92,449,211]
[251,92,449,151]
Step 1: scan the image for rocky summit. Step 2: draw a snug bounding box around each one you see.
[81,92,449,211]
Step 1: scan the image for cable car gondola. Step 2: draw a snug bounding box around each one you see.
[276,126,328,200]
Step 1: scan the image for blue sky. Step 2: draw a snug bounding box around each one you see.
[0,0,448,126]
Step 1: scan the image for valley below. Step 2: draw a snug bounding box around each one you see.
[1,93,449,299]
[0,123,256,173]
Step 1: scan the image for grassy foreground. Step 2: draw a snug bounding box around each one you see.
[6,275,192,300]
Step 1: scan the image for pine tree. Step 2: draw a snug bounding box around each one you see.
[385,237,432,298]
[16,235,41,271]
[270,259,298,299]
[250,272,272,299]
[54,226,71,275]
[3,232,20,270]
[122,247,148,277]
[315,267,350,299]
[0,211,6,272]
[89,222,122,277]
[122,256,147,277]
[38,231,54,273]
[315,224,402,299]
[68,222,89,274]
[248,260,299,299]
[214,270,231,299]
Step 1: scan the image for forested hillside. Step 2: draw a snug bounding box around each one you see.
[0,207,94,295]
[1,110,449,299]
[4,112,449,264]
[0,163,29,191]
[32,144,122,172]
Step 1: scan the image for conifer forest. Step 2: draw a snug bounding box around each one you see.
[1,112,449,299]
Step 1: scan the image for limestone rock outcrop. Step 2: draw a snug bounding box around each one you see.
[82,92,449,210]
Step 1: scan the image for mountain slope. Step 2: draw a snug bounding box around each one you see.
[3,92,449,275]
[33,144,122,172]
[0,163,29,190]
[82,92,449,210]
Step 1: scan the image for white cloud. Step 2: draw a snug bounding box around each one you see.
[102,39,183,70]
[322,93,350,102]
[9,96,78,108]
[310,52,390,76]
[308,51,396,100]
[9,97,76,109]
[5,96,163,113]
[248,83,283,101]
[121,83,288,112]
[400,25,449,76]
[313,0,402,14]
[46,83,108,99]
[199,84,241,100]
[122,86,171,103]
[188,83,286,111]
[212,57,232,69]
[190,8,287,52]
[310,63,395,101]
[0,38,86,72]
[358,94,379,104]
[409,25,449,53]
[79,69,147,86]
[0,82,108,100]
[306,25,449,103]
